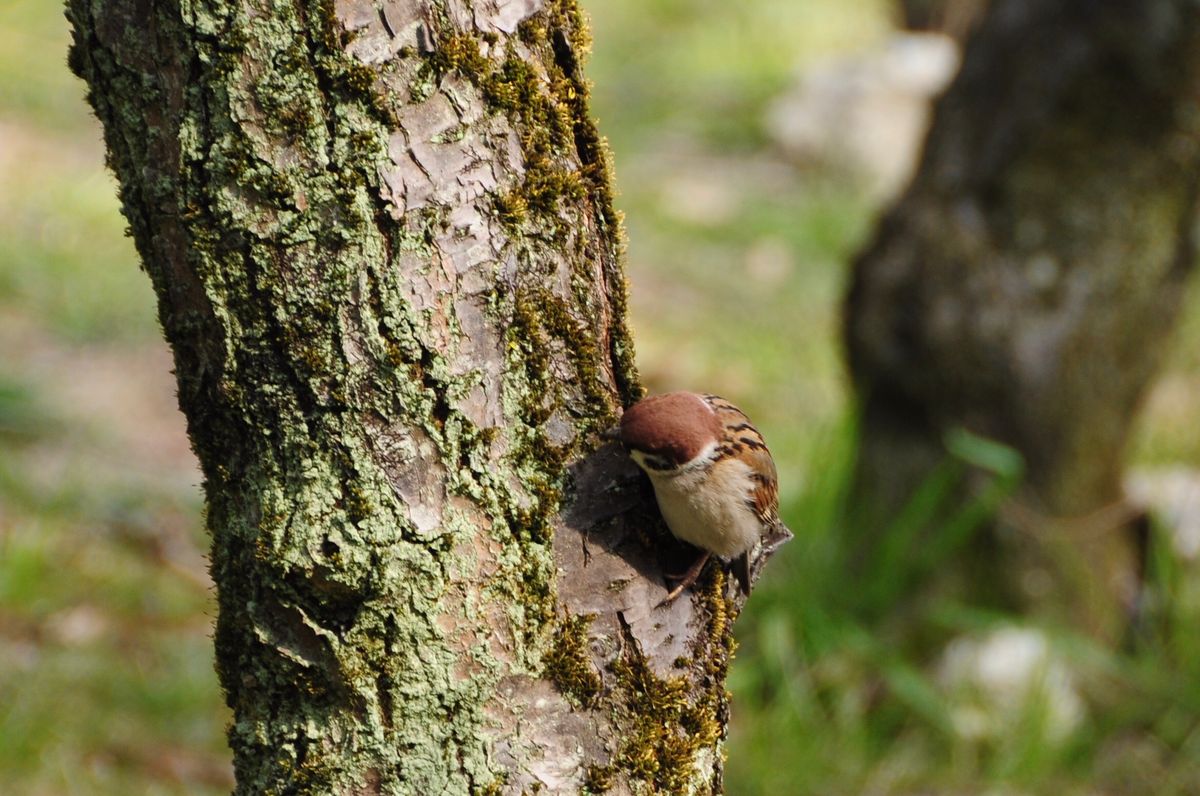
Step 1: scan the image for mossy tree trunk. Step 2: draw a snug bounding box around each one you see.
[846,0,1200,643]
[68,1,742,792]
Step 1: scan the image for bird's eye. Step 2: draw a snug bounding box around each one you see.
[643,455,673,472]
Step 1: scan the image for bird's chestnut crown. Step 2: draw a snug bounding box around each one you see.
[617,392,723,468]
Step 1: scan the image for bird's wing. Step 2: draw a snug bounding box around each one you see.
[704,394,780,527]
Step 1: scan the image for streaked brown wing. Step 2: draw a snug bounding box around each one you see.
[704,394,780,526]
[745,446,780,526]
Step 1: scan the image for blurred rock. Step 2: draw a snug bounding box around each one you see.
[937,625,1085,744]
[45,604,109,646]
[766,33,960,200]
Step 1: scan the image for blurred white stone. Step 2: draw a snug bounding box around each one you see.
[766,33,961,199]
[938,626,1086,744]
[45,604,109,646]
[1127,467,1200,560]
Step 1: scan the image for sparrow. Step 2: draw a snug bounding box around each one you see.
[613,391,792,603]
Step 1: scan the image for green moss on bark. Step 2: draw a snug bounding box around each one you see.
[599,571,734,795]
[543,614,603,708]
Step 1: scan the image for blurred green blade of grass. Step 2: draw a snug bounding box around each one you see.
[876,655,956,737]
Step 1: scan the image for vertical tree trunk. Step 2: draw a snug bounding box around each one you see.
[846,0,1200,642]
[897,0,987,40]
[68,1,750,792]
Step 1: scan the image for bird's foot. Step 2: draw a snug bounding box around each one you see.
[658,551,712,607]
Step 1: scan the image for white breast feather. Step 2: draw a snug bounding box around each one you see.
[643,455,762,559]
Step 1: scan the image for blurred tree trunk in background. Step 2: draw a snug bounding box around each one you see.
[898,0,987,41]
[846,0,1200,643]
[67,0,742,792]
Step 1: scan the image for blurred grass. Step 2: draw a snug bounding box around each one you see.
[0,0,1197,794]
[0,354,229,795]
[0,1,229,793]
[0,0,158,344]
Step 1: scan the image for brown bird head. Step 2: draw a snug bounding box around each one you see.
[617,392,723,471]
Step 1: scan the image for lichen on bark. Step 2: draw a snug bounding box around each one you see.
[68,0,748,792]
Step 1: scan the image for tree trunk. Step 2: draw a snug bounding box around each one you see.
[68,1,751,792]
[846,0,1200,643]
[897,0,987,41]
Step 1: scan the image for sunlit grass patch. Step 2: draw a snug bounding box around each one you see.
[0,0,95,136]
[0,127,153,343]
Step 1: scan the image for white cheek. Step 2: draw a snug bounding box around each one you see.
[686,441,719,471]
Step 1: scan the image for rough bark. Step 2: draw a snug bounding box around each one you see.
[68,1,754,792]
[846,0,1200,643]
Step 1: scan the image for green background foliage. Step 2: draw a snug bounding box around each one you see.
[1,0,1198,792]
